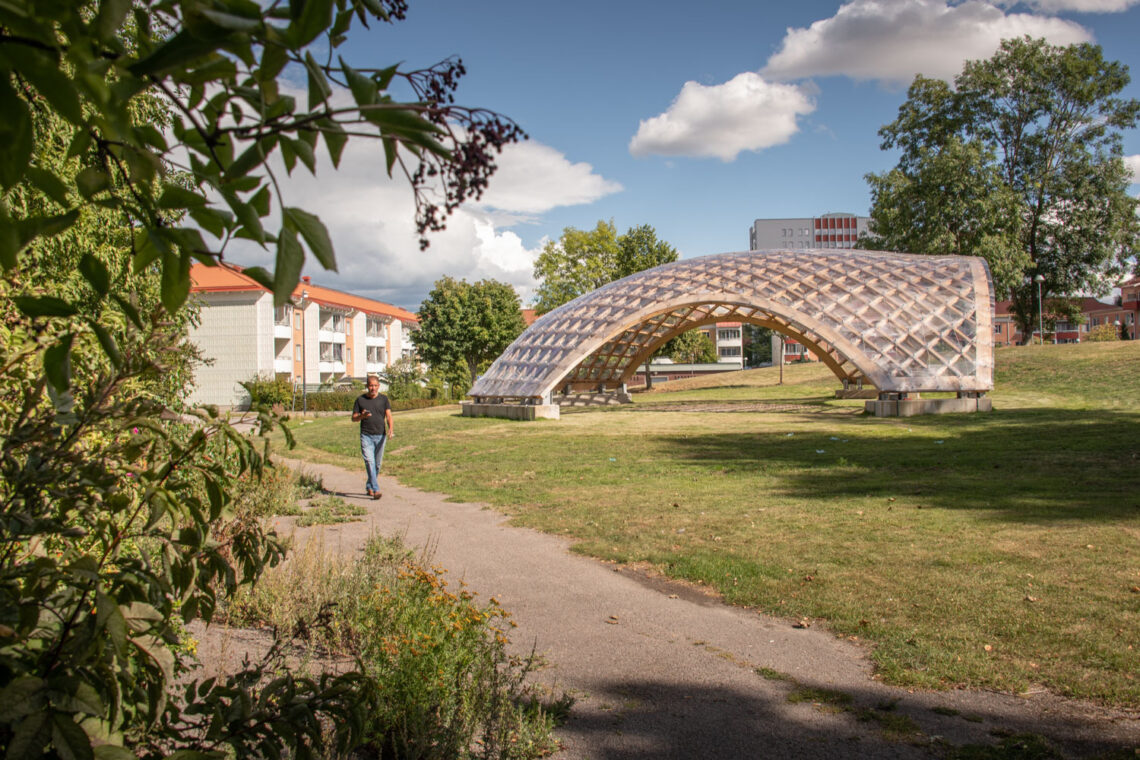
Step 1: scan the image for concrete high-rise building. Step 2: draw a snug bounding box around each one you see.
[749,212,870,251]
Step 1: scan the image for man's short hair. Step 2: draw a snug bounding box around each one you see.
[366,374,381,385]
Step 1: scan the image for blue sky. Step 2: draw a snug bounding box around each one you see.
[232,0,1140,310]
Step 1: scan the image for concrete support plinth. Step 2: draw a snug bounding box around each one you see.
[835,388,879,399]
[461,402,560,420]
[865,395,992,417]
[554,392,632,407]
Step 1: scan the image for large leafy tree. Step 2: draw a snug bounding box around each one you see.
[1,2,521,757]
[668,329,717,364]
[532,221,678,315]
[864,36,1139,341]
[413,276,526,385]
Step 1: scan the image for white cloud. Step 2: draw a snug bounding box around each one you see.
[1124,154,1140,183]
[628,73,816,161]
[474,142,622,217]
[998,0,1139,11]
[760,0,1093,85]
[220,134,614,308]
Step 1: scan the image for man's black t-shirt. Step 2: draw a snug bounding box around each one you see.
[353,393,391,436]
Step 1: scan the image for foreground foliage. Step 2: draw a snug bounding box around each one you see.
[223,535,567,760]
[1,1,523,756]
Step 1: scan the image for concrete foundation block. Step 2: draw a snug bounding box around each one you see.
[865,396,993,417]
[461,402,560,420]
[554,392,632,407]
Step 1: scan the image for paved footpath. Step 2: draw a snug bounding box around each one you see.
[275,458,1137,760]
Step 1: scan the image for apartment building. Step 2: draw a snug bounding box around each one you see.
[188,263,418,407]
[994,277,1140,345]
[748,212,871,251]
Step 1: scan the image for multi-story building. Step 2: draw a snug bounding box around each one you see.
[994,277,1140,345]
[748,212,871,251]
[188,263,418,407]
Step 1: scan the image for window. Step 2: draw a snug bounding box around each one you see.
[994,325,1002,334]
[294,312,302,328]
[295,345,302,360]
[319,343,343,362]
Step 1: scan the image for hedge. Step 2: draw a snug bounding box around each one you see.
[288,393,456,412]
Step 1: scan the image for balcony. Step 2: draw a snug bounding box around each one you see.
[318,361,346,374]
[274,357,293,373]
[365,334,385,347]
[274,324,292,339]
[318,329,346,343]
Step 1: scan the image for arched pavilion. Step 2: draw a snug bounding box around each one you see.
[467,250,994,418]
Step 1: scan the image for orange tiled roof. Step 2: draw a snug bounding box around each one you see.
[189,263,417,323]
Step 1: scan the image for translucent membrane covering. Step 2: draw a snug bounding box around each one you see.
[470,250,994,400]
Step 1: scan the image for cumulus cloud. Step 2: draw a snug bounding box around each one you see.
[628,72,816,161]
[1125,154,1140,183]
[997,0,1139,11]
[760,0,1092,85]
[220,135,615,308]
[474,141,622,217]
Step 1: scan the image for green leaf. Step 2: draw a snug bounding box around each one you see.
[44,334,74,394]
[317,118,347,168]
[24,166,72,206]
[92,746,135,760]
[0,677,46,721]
[7,711,51,760]
[94,0,133,42]
[241,266,275,291]
[304,52,332,110]
[283,208,336,271]
[340,58,377,107]
[290,136,316,173]
[67,128,93,159]
[289,0,334,47]
[132,634,175,685]
[52,711,94,760]
[132,227,165,272]
[225,136,277,182]
[76,167,111,199]
[0,203,18,270]
[90,322,123,368]
[111,294,143,329]
[17,210,80,249]
[95,592,126,655]
[128,30,226,78]
[188,206,233,239]
[157,183,207,210]
[221,191,266,245]
[161,249,192,313]
[279,137,297,174]
[273,229,304,306]
[16,50,83,125]
[200,8,262,31]
[79,254,110,296]
[0,76,34,189]
[14,296,79,318]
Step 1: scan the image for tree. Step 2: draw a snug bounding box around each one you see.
[743,324,773,367]
[668,329,717,364]
[1,2,521,757]
[413,276,526,385]
[533,221,678,388]
[865,36,1140,342]
[532,221,678,315]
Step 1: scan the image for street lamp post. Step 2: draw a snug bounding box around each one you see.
[301,289,308,414]
[1115,319,1121,341]
[1034,274,1045,345]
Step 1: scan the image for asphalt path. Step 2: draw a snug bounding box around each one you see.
[272,458,1138,759]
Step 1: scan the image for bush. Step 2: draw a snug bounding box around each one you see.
[222,536,568,759]
[1086,323,1121,341]
[241,373,294,407]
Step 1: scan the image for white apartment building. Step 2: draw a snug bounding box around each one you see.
[188,264,419,407]
[749,212,870,251]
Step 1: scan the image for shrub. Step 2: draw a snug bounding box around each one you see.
[1086,323,1121,341]
[223,536,568,759]
[241,373,295,407]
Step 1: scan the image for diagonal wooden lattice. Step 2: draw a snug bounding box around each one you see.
[469,250,994,400]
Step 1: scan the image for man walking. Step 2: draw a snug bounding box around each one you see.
[352,375,393,499]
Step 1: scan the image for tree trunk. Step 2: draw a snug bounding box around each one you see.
[644,360,653,390]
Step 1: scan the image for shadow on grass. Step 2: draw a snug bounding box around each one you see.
[561,676,1129,760]
[658,407,1140,523]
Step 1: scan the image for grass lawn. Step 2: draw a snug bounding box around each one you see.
[280,341,1140,706]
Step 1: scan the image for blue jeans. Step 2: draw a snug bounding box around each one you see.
[360,433,387,493]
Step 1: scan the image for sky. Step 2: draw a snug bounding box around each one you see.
[224,0,1140,310]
